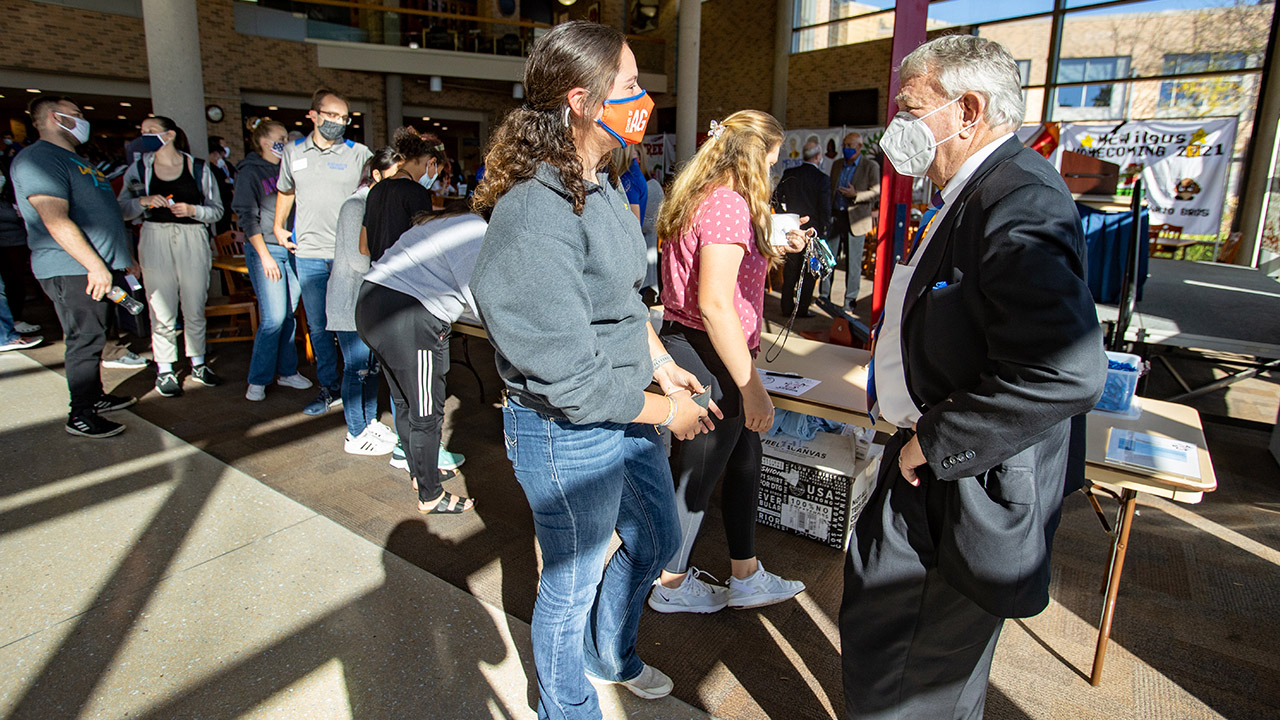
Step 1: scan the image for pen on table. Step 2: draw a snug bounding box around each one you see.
[762,371,802,378]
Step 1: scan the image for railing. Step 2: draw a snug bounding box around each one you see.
[240,0,666,72]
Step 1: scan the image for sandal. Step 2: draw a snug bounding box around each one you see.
[419,491,475,515]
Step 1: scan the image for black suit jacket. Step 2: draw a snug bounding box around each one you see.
[885,137,1107,618]
[776,162,831,238]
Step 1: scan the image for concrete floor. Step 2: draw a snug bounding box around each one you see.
[0,351,709,720]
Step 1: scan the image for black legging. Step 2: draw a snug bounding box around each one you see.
[354,281,449,503]
[659,320,762,573]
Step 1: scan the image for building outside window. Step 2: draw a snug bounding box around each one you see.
[1055,56,1131,120]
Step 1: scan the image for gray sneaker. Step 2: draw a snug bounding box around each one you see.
[155,371,183,398]
[587,664,673,700]
[103,351,148,369]
[726,561,805,609]
[647,568,729,614]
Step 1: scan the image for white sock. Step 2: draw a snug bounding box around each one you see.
[190,355,205,367]
[157,362,174,373]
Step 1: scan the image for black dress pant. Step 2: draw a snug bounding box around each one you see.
[39,274,109,415]
[659,321,762,572]
[781,251,816,315]
[841,430,1004,720]
[355,281,449,502]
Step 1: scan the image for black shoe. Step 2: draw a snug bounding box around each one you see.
[156,371,184,397]
[66,411,125,438]
[93,393,137,413]
[796,310,815,319]
[191,364,222,387]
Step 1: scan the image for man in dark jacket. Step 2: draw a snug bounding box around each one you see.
[842,36,1107,719]
[775,141,830,317]
[208,137,236,235]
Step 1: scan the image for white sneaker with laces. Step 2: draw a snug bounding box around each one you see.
[647,568,729,614]
[246,384,266,401]
[365,420,398,442]
[344,427,396,456]
[276,374,313,390]
[726,561,805,609]
[586,664,673,700]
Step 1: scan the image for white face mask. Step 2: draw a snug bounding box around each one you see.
[879,95,975,178]
[418,161,440,191]
[54,112,91,145]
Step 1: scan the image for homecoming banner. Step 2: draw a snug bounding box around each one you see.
[1057,118,1238,236]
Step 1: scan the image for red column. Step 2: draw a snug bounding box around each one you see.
[870,0,929,340]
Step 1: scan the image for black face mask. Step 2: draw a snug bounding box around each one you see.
[317,119,346,141]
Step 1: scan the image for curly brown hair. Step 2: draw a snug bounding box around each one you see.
[393,126,447,166]
[472,21,626,218]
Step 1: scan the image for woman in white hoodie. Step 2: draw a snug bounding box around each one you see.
[117,116,223,398]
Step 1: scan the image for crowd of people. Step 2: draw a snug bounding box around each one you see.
[1,21,1106,720]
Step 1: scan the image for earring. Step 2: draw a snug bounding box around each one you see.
[563,106,571,128]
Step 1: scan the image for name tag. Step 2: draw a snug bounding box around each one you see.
[327,162,347,171]
[292,158,309,171]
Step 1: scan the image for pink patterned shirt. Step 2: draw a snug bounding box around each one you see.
[661,186,770,353]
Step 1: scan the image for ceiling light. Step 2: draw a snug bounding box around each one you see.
[295,121,303,125]
[422,116,430,121]
[432,122,439,126]
[409,41,420,49]
[268,105,278,111]
[353,111,362,116]
[83,105,95,110]
[120,102,132,107]
[441,126,449,130]
[117,115,126,119]
[353,124,360,128]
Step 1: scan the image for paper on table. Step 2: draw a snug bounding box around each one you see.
[1104,429,1202,479]
[757,369,821,397]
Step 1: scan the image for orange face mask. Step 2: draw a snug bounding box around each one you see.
[596,90,654,147]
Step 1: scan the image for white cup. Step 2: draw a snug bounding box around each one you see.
[771,213,801,246]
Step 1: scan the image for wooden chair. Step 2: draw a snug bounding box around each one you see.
[1217,231,1242,264]
[1149,223,1187,259]
[207,230,258,344]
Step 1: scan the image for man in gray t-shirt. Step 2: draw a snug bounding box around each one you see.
[272,88,371,415]
[11,95,140,438]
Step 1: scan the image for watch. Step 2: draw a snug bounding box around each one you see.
[205,104,224,123]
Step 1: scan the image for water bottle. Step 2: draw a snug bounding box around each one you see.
[105,286,145,316]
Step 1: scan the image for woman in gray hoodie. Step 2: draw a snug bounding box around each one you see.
[231,117,313,401]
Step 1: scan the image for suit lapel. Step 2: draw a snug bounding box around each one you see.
[901,138,1023,322]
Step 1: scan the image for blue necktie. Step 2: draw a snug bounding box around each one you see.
[866,191,944,424]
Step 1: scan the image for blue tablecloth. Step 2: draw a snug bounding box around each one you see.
[1078,202,1149,304]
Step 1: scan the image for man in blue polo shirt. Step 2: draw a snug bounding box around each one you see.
[273,88,371,415]
[11,95,140,438]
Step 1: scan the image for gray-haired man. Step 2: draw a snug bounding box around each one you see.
[841,36,1105,719]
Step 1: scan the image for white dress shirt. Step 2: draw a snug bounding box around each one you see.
[873,133,1015,428]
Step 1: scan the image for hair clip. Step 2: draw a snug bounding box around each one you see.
[250,118,262,130]
[708,120,726,141]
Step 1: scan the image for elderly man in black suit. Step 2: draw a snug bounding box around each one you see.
[842,35,1107,720]
[775,140,830,317]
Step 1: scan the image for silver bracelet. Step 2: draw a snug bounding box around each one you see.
[652,353,673,373]
[659,395,677,427]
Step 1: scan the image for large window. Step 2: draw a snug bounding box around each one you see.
[1055,56,1130,119]
[1159,52,1250,111]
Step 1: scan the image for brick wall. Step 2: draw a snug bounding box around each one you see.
[697,0,778,127]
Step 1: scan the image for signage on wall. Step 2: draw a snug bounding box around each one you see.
[1057,118,1239,236]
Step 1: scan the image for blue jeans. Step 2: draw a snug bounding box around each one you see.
[0,270,17,346]
[501,397,681,720]
[336,330,379,437]
[244,244,301,386]
[294,256,338,391]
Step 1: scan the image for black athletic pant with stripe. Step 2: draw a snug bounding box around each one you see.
[355,281,448,503]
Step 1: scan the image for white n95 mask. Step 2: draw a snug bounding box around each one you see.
[879,95,974,178]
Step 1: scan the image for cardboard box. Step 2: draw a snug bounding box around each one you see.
[757,431,884,550]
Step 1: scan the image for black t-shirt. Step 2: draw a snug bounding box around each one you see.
[363,177,432,262]
[146,161,205,225]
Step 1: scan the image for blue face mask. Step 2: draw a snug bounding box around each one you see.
[843,147,858,160]
[418,162,440,191]
[139,133,168,153]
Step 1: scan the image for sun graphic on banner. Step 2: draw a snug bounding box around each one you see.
[1080,135,1094,148]
[1190,128,1208,144]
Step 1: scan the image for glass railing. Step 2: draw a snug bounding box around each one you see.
[236,0,666,73]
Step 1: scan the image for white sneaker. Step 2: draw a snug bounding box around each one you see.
[245,384,266,402]
[726,561,805,609]
[365,420,398,442]
[587,664,673,700]
[647,568,729,614]
[102,351,148,369]
[344,427,396,456]
[276,374,313,390]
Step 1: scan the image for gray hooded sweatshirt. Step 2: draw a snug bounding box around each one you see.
[472,162,650,426]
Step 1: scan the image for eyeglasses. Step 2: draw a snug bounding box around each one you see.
[316,109,352,125]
